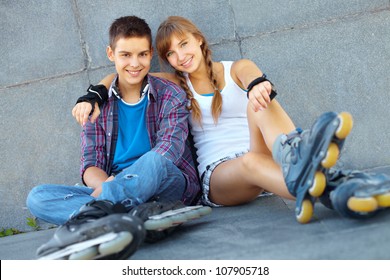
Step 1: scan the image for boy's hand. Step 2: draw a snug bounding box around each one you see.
[90,186,102,198]
[247,81,272,112]
[72,102,100,126]
[90,175,114,197]
[105,175,115,182]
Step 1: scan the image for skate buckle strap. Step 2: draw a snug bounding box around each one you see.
[66,200,125,225]
[354,181,390,197]
[246,74,278,100]
[76,84,109,115]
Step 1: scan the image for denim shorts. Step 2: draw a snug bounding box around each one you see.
[200,151,247,207]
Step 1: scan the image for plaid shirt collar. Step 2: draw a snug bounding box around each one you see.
[109,74,154,102]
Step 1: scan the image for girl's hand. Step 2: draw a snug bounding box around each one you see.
[247,81,273,112]
[72,102,100,126]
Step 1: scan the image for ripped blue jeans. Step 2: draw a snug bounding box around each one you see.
[26,151,186,225]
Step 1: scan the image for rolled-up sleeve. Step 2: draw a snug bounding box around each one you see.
[80,119,107,180]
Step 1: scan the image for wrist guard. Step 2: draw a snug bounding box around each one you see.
[247,74,277,100]
[76,84,108,114]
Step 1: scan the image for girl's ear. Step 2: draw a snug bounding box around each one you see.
[107,46,115,62]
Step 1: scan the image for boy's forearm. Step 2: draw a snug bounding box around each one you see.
[83,166,109,190]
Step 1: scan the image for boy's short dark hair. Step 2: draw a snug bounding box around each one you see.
[109,16,152,50]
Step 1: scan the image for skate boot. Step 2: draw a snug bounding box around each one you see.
[273,111,353,224]
[129,200,212,243]
[322,169,390,219]
[37,200,145,260]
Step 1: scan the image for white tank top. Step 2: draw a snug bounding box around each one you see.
[186,61,250,175]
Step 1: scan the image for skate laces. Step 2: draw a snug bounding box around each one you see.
[280,128,305,160]
[282,128,303,147]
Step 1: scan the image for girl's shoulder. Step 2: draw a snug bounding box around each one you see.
[231,59,257,73]
[227,59,256,88]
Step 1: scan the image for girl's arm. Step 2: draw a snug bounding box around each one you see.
[72,73,115,126]
[232,59,274,112]
[72,73,179,126]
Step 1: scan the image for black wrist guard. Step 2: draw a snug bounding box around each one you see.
[76,84,109,115]
[246,74,277,100]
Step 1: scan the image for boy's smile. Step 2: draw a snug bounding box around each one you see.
[107,37,152,98]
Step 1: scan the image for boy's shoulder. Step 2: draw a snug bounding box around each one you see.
[148,74,185,95]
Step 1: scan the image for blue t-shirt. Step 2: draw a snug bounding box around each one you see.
[112,95,151,173]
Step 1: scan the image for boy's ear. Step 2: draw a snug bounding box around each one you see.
[106,46,115,62]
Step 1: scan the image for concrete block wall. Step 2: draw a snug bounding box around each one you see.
[1,0,389,231]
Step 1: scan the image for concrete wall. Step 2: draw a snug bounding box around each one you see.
[1,0,389,231]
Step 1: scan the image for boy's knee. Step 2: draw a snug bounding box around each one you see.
[26,184,49,210]
[143,151,168,168]
[144,151,163,160]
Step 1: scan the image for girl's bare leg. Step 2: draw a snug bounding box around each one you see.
[209,153,294,206]
[208,100,296,206]
[247,100,295,152]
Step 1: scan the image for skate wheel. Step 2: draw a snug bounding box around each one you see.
[296,199,313,224]
[98,232,133,257]
[195,206,212,216]
[184,210,201,220]
[309,171,326,197]
[69,246,98,260]
[347,197,378,213]
[335,112,353,139]
[144,218,173,231]
[321,143,339,168]
[168,213,188,225]
[375,193,390,208]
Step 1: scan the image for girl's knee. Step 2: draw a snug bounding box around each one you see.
[241,152,257,172]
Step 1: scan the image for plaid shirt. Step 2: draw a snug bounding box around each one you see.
[80,74,200,205]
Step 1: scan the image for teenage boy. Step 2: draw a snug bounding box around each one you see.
[26,16,210,260]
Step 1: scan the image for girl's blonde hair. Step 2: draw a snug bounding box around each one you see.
[156,16,222,125]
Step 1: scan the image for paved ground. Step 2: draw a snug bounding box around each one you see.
[1,167,390,260]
